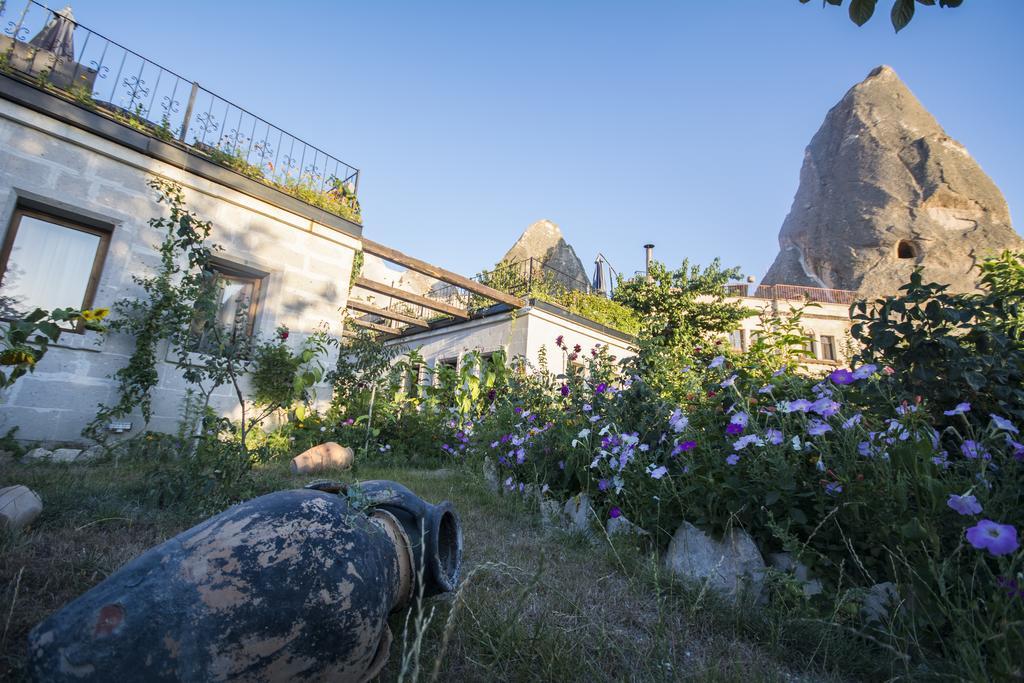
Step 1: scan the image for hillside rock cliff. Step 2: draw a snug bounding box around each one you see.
[761,65,1021,296]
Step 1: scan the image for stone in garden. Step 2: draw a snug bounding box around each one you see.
[606,514,650,539]
[861,581,901,624]
[562,493,594,535]
[539,498,564,529]
[78,445,105,462]
[768,552,823,598]
[482,456,499,492]
[50,448,83,463]
[0,485,43,531]
[663,521,766,599]
[761,65,1023,297]
[290,442,354,474]
[22,447,54,462]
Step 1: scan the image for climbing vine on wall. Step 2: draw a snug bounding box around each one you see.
[85,179,220,439]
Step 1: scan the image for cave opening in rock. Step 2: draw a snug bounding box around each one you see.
[896,240,919,259]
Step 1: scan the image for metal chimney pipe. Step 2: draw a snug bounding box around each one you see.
[643,244,655,275]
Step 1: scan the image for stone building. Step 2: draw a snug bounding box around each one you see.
[0,6,361,443]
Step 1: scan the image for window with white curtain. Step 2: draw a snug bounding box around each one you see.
[0,209,109,321]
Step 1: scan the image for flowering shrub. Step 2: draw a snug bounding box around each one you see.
[469,340,1023,677]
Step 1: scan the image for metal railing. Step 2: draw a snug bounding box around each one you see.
[0,1,360,221]
[727,283,859,305]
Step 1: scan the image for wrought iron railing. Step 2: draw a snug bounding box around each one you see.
[727,283,859,305]
[0,0,360,222]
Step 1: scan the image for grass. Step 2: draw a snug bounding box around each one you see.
[0,456,873,682]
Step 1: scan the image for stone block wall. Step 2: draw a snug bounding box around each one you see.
[0,97,360,444]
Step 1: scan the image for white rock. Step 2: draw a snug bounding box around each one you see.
[50,448,83,463]
[663,521,766,599]
[539,498,563,529]
[861,581,900,624]
[607,514,650,538]
[22,447,54,462]
[768,552,823,597]
[78,445,105,462]
[0,485,42,531]
[562,494,593,535]
[482,457,499,492]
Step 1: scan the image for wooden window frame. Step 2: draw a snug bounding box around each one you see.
[206,260,263,341]
[0,207,111,333]
[820,335,837,362]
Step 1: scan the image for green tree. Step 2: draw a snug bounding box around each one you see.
[799,0,963,33]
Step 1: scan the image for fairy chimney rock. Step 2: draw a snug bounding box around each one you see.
[501,219,588,288]
[761,65,1022,297]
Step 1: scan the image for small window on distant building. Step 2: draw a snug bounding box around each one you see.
[896,240,918,259]
[0,209,110,323]
[803,336,816,358]
[819,335,837,361]
[728,329,746,352]
[189,263,262,353]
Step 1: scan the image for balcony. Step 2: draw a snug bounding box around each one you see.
[0,1,361,224]
[725,283,859,305]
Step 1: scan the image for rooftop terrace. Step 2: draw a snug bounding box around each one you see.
[0,1,361,224]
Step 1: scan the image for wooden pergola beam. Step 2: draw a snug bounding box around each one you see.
[361,238,525,308]
[346,298,429,328]
[353,277,470,319]
[349,318,400,336]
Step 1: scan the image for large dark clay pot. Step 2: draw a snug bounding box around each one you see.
[27,480,462,682]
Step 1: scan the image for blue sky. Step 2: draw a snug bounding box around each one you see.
[64,0,1024,281]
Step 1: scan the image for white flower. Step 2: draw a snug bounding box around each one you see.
[577,428,591,439]
[709,355,726,369]
[320,426,327,432]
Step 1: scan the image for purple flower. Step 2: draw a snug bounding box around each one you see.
[772,367,787,377]
[733,434,763,450]
[726,453,740,466]
[829,369,855,385]
[944,402,971,416]
[842,413,863,430]
[558,460,565,470]
[514,407,523,415]
[594,382,608,395]
[709,355,725,369]
[810,397,841,418]
[729,411,749,428]
[961,440,990,460]
[758,384,774,394]
[807,419,832,437]
[609,507,622,519]
[560,384,570,397]
[673,440,697,455]
[582,403,592,412]
[765,428,784,445]
[781,399,812,413]
[1008,439,1024,461]
[966,520,1019,556]
[931,453,951,469]
[824,482,843,496]
[598,478,609,492]
[668,409,689,433]
[720,374,738,388]
[725,422,744,436]
[947,493,983,516]
[852,364,877,380]
[649,465,669,480]
[991,414,1019,435]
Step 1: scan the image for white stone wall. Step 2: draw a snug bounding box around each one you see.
[731,297,855,370]
[385,304,636,381]
[0,98,359,443]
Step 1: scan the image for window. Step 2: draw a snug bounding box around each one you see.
[728,329,746,352]
[0,209,109,322]
[189,263,262,353]
[819,335,837,361]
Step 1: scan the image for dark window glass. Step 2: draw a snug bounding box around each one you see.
[820,335,837,361]
[190,265,261,354]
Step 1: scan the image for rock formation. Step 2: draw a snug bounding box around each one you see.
[762,65,1022,297]
[501,219,589,290]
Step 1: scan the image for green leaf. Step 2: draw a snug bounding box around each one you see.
[765,491,781,506]
[891,0,915,31]
[789,508,808,525]
[939,0,962,6]
[849,0,877,25]
[294,404,307,421]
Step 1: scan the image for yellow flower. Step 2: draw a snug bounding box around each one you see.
[0,349,36,366]
[81,307,110,322]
